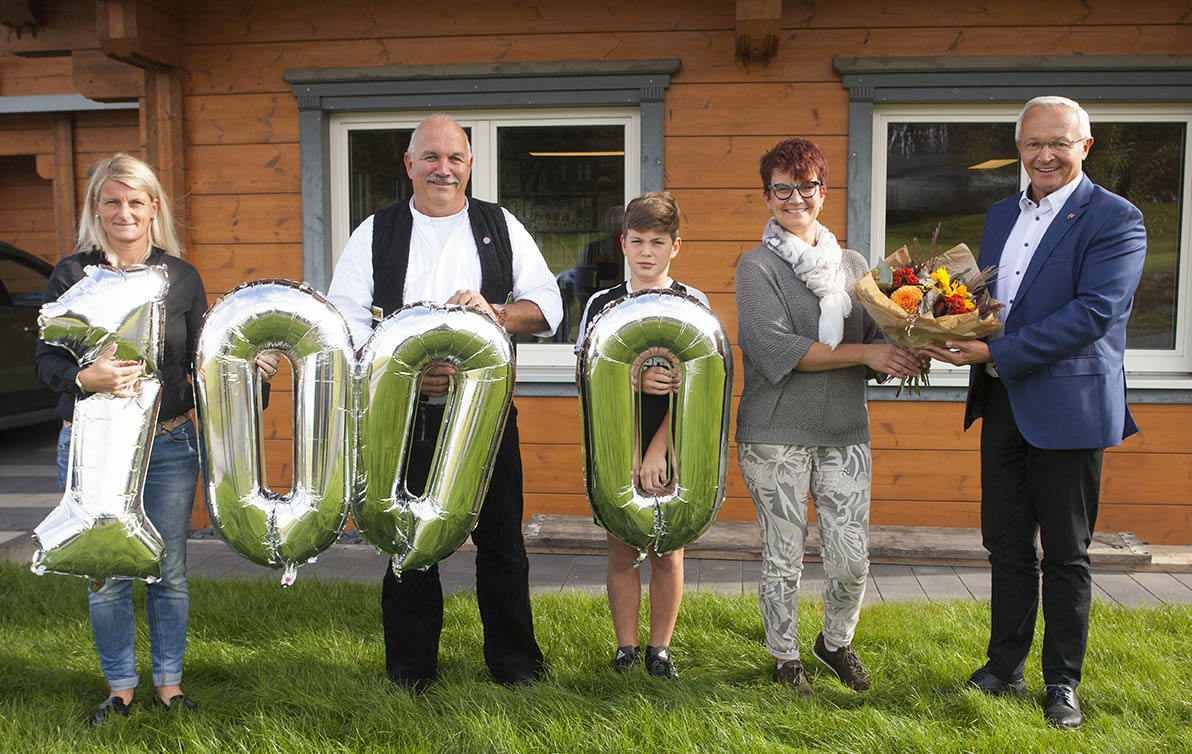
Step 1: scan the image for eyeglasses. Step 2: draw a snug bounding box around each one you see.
[765,181,823,200]
[1018,137,1090,155]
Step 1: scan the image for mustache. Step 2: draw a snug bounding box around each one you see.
[427,174,460,186]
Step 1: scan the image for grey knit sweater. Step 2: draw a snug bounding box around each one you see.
[734,243,885,447]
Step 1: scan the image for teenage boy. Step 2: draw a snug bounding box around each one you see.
[575,191,709,679]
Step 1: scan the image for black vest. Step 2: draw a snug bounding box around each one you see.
[370,198,514,316]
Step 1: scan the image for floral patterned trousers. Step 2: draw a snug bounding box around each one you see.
[737,442,872,660]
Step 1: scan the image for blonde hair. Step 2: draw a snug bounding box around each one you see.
[77,153,183,262]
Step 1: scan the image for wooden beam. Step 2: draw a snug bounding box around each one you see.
[141,66,184,247]
[96,0,184,70]
[71,48,143,101]
[735,0,781,68]
[50,112,76,259]
[0,0,43,29]
[0,0,97,56]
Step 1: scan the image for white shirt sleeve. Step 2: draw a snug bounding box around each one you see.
[325,214,376,351]
[503,208,563,338]
[683,283,710,308]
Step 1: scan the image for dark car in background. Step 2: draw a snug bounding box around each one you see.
[0,241,56,430]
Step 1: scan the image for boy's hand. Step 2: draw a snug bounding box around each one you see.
[637,445,670,496]
[640,365,678,395]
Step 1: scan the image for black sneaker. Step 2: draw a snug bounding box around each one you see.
[612,645,639,673]
[773,659,813,695]
[645,645,678,680]
[811,632,871,691]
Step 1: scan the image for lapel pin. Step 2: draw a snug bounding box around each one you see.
[1066,213,1075,220]
[483,236,492,245]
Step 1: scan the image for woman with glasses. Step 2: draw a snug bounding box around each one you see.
[734,137,922,694]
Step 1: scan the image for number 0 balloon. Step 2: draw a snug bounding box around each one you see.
[193,282,514,584]
[577,289,733,556]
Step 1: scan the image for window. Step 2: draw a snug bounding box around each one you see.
[329,109,640,378]
[871,104,1191,374]
[287,59,678,383]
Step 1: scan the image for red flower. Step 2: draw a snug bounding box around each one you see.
[892,267,920,287]
[940,294,975,316]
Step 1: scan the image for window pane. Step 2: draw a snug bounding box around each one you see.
[347,127,472,232]
[1085,122,1185,350]
[885,123,1019,257]
[497,125,625,344]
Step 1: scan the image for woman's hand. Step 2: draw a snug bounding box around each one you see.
[863,343,923,380]
[639,365,677,395]
[77,343,143,398]
[637,444,670,496]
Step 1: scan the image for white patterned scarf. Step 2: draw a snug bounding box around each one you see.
[762,217,851,349]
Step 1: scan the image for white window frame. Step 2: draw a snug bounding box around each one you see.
[872,103,1192,377]
[329,107,641,381]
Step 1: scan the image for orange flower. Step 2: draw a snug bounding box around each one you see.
[890,285,923,313]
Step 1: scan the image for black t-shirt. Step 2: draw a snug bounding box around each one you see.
[35,248,207,423]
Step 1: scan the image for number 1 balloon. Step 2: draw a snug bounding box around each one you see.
[32,265,169,582]
[577,289,733,557]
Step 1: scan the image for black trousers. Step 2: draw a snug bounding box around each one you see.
[979,377,1103,688]
[381,403,543,684]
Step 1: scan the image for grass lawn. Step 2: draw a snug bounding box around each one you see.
[1,562,1189,753]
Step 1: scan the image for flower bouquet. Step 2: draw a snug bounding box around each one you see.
[853,234,1002,395]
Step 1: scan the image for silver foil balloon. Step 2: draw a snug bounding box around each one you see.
[577,289,733,556]
[32,265,169,581]
[194,280,354,585]
[354,303,514,574]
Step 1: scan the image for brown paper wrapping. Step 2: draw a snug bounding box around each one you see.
[853,243,1001,353]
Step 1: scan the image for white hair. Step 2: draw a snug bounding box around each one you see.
[406,114,472,158]
[1015,96,1092,141]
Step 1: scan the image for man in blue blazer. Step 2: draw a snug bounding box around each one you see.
[923,96,1146,730]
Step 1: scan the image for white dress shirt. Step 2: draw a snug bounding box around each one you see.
[995,174,1083,322]
[327,201,563,349]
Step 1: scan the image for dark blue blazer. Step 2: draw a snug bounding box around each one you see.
[963,174,1147,449]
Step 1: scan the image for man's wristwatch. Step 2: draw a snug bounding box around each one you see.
[491,303,508,329]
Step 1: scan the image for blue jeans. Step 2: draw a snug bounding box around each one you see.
[57,418,199,691]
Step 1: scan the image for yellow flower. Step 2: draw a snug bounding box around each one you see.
[930,267,951,293]
[953,283,970,299]
[890,285,923,313]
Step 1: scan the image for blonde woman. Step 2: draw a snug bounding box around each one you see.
[35,153,207,724]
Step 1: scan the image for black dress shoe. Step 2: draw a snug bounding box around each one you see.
[157,693,198,712]
[389,672,435,695]
[91,696,130,726]
[967,664,1027,695]
[498,669,541,688]
[1044,684,1082,729]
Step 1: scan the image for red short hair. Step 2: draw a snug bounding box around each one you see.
[759,137,829,195]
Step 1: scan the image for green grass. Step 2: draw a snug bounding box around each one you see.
[1,562,1189,753]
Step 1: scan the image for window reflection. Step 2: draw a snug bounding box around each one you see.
[498,126,625,344]
[885,123,1019,257]
[1085,122,1184,350]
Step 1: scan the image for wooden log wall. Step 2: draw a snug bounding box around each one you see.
[4,0,1191,542]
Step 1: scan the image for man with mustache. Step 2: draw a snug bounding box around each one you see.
[328,114,563,692]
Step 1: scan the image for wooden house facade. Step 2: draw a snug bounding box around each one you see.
[2,1,1190,543]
